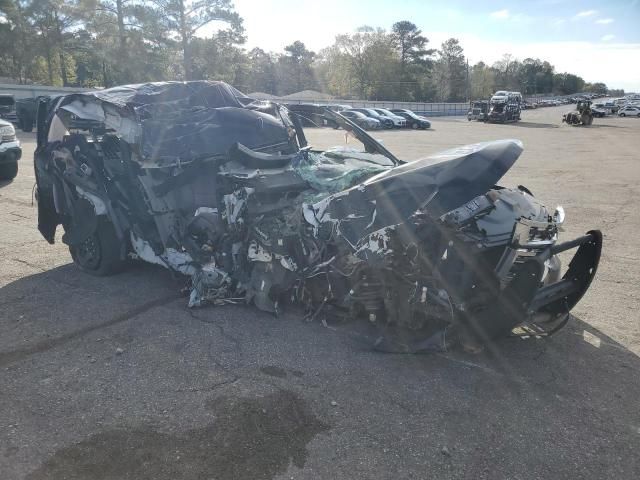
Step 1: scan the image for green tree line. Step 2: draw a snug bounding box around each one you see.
[0,1,621,99]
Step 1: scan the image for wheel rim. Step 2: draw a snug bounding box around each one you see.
[412,123,418,129]
[75,234,101,270]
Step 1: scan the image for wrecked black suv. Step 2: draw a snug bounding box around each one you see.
[34,81,601,352]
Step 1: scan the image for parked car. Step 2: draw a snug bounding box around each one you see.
[285,103,340,128]
[32,81,602,352]
[325,104,352,113]
[488,91,522,123]
[618,105,640,117]
[16,96,47,132]
[372,108,406,128]
[0,94,18,124]
[350,108,394,128]
[390,109,431,129]
[591,107,607,118]
[341,110,381,130]
[593,102,619,114]
[0,118,21,180]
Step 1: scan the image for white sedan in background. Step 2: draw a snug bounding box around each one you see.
[618,105,640,117]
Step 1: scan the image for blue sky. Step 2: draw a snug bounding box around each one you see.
[228,0,640,91]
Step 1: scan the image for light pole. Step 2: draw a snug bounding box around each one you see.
[465,59,470,102]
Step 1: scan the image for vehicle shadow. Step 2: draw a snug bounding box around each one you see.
[588,124,628,129]
[2,265,639,478]
[2,263,638,393]
[0,262,186,368]
[512,121,559,129]
[0,179,14,189]
[454,314,640,388]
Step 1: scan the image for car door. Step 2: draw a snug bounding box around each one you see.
[33,96,60,243]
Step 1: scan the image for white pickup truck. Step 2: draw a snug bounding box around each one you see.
[0,118,21,180]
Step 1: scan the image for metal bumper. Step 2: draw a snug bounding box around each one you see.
[0,140,22,164]
[528,230,602,317]
[463,230,602,342]
[0,113,18,124]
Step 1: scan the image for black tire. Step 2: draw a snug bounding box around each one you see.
[69,218,127,276]
[22,117,33,132]
[619,113,626,117]
[0,161,18,180]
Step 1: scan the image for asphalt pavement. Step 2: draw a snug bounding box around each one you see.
[1,107,639,479]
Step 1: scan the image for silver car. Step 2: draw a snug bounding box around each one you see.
[373,108,407,128]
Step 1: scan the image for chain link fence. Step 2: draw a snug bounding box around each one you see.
[0,83,96,100]
[1,83,470,117]
[281,98,468,117]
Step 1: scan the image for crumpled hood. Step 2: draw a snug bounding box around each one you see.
[304,139,524,248]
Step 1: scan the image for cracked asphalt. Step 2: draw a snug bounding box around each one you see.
[1,106,639,479]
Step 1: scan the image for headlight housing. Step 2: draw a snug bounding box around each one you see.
[553,206,566,226]
[0,124,17,142]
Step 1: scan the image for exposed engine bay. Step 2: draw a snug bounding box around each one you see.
[34,81,602,352]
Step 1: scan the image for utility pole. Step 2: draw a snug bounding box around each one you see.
[466,59,470,102]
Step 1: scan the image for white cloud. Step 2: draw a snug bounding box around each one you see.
[595,18,614,25]
[601,34,616,42]
[490,9,510,20]
[574,10,598,19]
[489,9,532,23]
[217,0,355,53]
[428,31,640,91]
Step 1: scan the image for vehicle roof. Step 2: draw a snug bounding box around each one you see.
[55,81,290,164]
[343,110,367,117]
[396,110,419,117]
[286,103,322,107]
[70,80,249,109]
